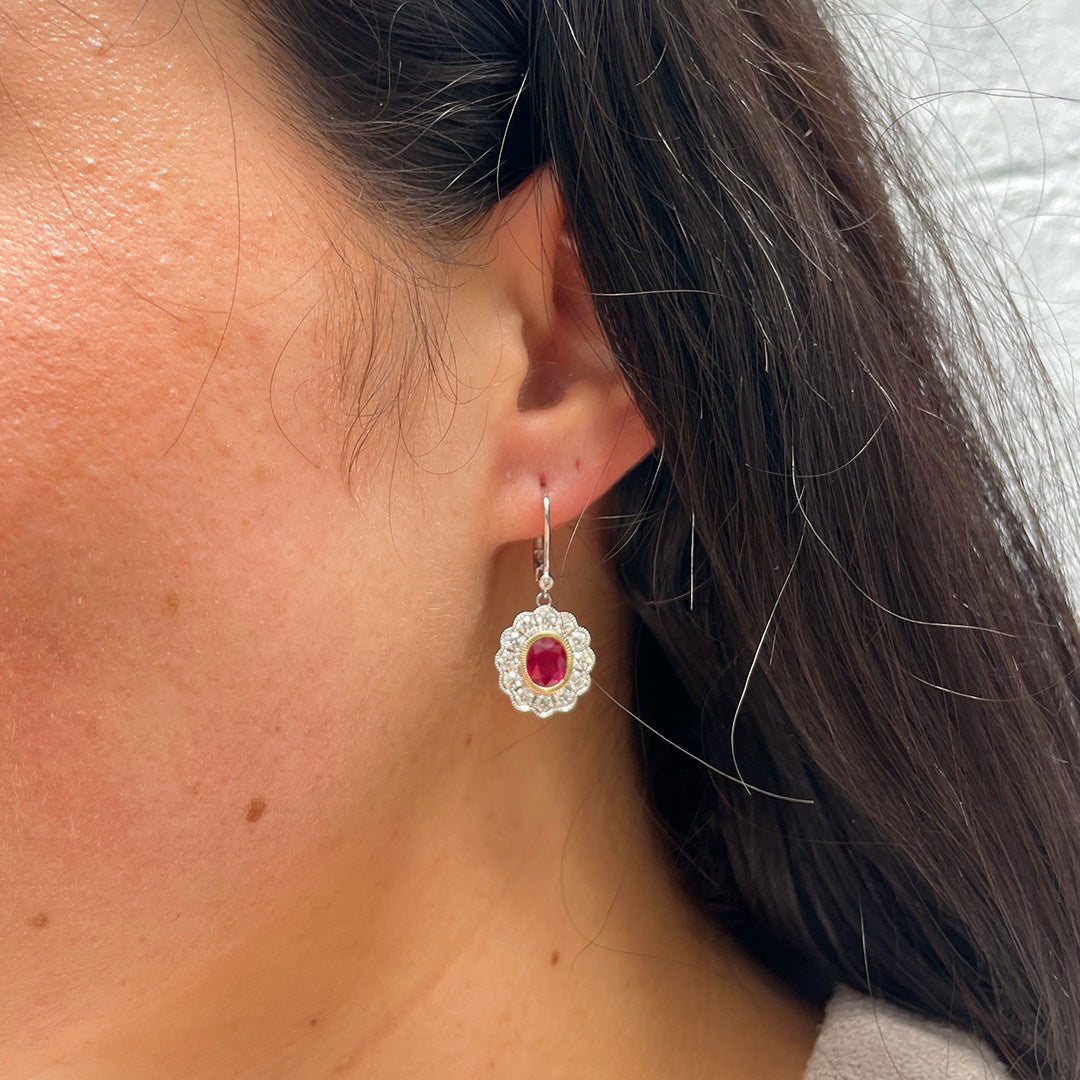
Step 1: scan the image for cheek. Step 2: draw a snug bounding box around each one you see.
[0,262,359,900]
[0,210,427,1063]
[0,244,374,890]
[0,0,443,1044]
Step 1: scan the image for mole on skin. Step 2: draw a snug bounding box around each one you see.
[246,797,267,823]
[28,913,49,930]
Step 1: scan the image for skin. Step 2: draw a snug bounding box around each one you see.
[0,1,823,1076]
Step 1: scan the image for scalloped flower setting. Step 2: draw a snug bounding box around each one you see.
[495,604,596,717]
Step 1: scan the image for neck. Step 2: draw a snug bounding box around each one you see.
[38,549,822,1080]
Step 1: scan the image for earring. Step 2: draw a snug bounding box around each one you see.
[494,487,596,717]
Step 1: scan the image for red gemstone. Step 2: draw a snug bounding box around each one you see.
[525,636,568,689]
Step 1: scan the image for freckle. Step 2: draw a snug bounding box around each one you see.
[83,715,100,739]
[309,1015,320,1027]
[163,591,180,616]
[255,464,271,485]
[189,782,201,796]
[28,912,49,930]
[550,949,560,966]
[245,796,267,823]
[464,733,472,747]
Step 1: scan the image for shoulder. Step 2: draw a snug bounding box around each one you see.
[802,986,1012,1080]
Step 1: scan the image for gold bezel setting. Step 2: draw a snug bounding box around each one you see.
[518,630,574,695]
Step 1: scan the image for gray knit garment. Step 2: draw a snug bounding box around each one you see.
[803,987,1012,1080]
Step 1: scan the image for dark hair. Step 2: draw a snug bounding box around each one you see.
[244,0,1080,1075]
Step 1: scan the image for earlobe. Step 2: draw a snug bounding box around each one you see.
[475,168,656,542]
[498,377,655,537]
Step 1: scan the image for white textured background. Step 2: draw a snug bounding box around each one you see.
[852,0,1079,359]
[845,0,1080,583]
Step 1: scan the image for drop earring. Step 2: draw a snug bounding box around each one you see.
[494,487,595,717]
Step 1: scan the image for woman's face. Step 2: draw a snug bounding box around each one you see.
[0,0,505,1067]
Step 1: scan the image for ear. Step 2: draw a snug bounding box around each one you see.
[463,167,655,542]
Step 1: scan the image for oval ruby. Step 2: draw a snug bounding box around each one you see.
[525,635,568,689]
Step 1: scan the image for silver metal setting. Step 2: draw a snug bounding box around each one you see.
[495,605,594,717]
[495,487,595,717]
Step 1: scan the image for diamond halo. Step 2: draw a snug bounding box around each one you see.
[495,604,595,718]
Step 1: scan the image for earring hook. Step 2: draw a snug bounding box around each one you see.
[535,486,554,605]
